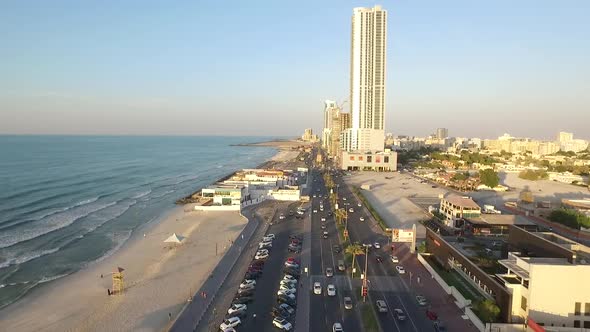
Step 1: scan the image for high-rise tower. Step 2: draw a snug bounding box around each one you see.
[343,5,387,152]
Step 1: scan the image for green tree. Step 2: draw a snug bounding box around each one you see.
[475,300,501,323]
[479,169,499,188]
[549,208,590,229]
[518,170,548,181]
[345,242,365,278]
[452,172,469,181]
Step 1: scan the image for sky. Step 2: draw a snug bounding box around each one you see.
[1,0,589,139]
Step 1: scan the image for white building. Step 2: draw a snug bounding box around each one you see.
[498,229,590,328]
[558,131,574,142]
[342,5,387,153]
[439,194,481,228]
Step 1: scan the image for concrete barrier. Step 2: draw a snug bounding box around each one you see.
[465,307,486,332]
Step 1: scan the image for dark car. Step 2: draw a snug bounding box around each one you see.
[244,271,261,279]
[289,210,294,216]
[375,255,383,263]
[226,311,247,320]
[272,307,291,319]
[283,267,300,277]
[328,211,333,216]
[426,310,438,321]
[232,296,254,305]
[433,321,447,332]
[277,295,297,307]
[289,235,303,241]
[333,245,341,253]
[235,290,254,298]
[251,260,265,267]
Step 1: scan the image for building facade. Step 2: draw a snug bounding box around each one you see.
[340,149,397,171]
[436,128,449,140]
[343,5,387,153]
[439,194,481,228]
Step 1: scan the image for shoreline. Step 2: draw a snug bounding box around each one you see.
[0,146,292,331]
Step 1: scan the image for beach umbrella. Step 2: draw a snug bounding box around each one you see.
[164,233,185,244]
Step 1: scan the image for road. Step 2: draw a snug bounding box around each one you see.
[308,169,362,332]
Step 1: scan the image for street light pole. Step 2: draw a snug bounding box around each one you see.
[363,244,369,302]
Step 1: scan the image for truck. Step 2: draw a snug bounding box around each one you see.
[483,205,501,214]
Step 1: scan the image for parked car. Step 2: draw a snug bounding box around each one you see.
[416,295,428,306]
[283,268,300,277]
[426,310,438,321]
[277,294,297,307]
[313,282,322,295]
[278,303,295,315]
[272,317,293,330]
[376,300,388,313]
[277,289,296,297]
[433,321,447,332]
[333,245,341,253]
[227,303,247,315]
[285,261,299,269]
[283,274,298,282]
[279,284,297,293]
[332,323,343,332]
[374,242,381,249]
[272,307,290,319]
[255,252,269,260]
[219,317,241,330]
[337,260,345,271]
[348,208,354,213]
[394,308,406,321]
[240,279,256,288]
[237,287,254,295]
[390,255,399,263]
[238,283,255,291]
[232,296,253,305]
[395,266,406,274]
[344,297,353,309]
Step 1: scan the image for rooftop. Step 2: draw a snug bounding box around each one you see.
[443,194,480,209]
[465,214,535,226]
[562,199,590,210]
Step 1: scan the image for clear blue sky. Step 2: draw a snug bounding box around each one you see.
[1,0,589,139]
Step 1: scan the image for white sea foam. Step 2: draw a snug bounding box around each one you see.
[0,201,117,249]
[131,190,151,199]
[38,273,70,284]
[0,247,60,269]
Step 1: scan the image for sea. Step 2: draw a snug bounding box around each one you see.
[0,135,279,309]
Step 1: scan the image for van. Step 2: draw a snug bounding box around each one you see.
[337,260,345,271]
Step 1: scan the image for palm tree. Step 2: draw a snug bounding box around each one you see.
[345,242,365,278]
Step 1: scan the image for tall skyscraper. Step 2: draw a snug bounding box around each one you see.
[558,131,573,142]
[342,5,387,152]
[436,128,449,140]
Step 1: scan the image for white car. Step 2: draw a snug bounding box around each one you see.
[333,322,343,332]
[280,279,297,287]
[240,279,256,288]
[262,236,274,243]
[227,303,247,314]
[342,197,347,201]
[390,255,399,263]
[255,252,269,260]
[283,274,297,282]
[259,240,272,247]
[220,317,241,330]
[359,217,365,222]
[374,242,381,249]
[279,214,285,220]
[313,209,318,213]
[256,249,269,255]
[279,284,297,293]
[313,282,322,295]
[321,217,326,222]
[357,203,362,207]
[348,208,354,213]
[327,284,336,296]
[277,289,296,297]
[396,265,406,274]
[265,234,276,240]
[273,317,293,330]
[284,261,299,269]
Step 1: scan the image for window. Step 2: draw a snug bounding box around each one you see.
[358,156,363,161]
[367,156,372,163]
[585,303,590,316]
[350,156,355,161]
[574,321,580,328]
[576,302,582,316]
[521,296,527,311]
[384,156,389,163]
[584,321,590,328]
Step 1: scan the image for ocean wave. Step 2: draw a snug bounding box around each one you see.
[131,189,152,199]
[149,189,175,199]
[38,273,70,284]
[0,247,60,269]
[0,201,117,249]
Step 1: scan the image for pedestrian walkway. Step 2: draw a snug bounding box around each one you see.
[395,244,478,332]
[169,214,259,332]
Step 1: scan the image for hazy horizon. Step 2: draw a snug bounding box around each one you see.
[1,1,589,139]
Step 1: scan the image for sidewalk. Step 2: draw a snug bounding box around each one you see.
[395,244,478,332]
[169,212,259,332]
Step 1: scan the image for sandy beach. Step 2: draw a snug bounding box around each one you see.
[0,206,247,332]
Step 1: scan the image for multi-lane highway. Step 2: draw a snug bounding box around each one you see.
[308,169,362,332]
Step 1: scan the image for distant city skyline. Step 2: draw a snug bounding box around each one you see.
[1,1,589,138]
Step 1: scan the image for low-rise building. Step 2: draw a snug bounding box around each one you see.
[547,171,585,184]
[340,150,397,171]
[497,226,590,328]
[267,185,301,201]
[201,184,246,207]
[462,214,537,236]
[439,194,481,228]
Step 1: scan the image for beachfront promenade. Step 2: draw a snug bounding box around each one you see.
[170,208,260,331]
